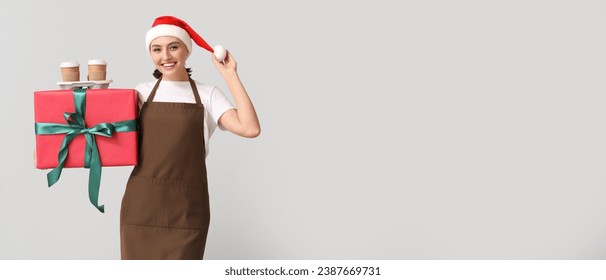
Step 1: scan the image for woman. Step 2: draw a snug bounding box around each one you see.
[119,16,260,260]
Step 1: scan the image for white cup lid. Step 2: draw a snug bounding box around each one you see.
[60,61,79,67]
[88,59,107,65]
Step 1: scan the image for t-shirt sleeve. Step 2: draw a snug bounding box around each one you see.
[209,87,236,130]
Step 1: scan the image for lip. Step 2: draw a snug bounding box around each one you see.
[161,62,176,70]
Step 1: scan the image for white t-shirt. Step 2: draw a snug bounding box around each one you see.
[135,79,235,157]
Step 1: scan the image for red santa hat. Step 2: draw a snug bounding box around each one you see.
[145,15,226,61]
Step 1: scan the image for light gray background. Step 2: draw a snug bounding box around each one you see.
[1,0,606,259]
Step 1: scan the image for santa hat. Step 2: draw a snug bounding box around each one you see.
[145,15,226,61]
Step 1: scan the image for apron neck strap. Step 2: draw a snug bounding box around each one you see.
[189,78,203,107]
[145,76,203,107]
[146,76,162,103]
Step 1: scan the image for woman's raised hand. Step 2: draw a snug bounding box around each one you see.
[212,50,237,76]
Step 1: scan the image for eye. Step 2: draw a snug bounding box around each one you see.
[170,45,179,51]
[152,48,161,53]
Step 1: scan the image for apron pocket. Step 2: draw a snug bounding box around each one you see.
[122,176,165,227]
[165,181,210,230]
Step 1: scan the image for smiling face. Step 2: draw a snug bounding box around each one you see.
[150,36,190,81]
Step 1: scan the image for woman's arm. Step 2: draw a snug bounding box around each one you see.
[213,51,261,138]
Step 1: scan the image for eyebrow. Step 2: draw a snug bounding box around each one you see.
[150,41,181,48]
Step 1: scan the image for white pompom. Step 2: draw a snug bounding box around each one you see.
[214,45,227,61]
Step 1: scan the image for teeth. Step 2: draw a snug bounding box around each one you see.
[163,63,175,67]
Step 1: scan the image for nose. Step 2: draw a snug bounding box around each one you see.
[162,50,172,60]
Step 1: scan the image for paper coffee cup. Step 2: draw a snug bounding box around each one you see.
[60,61,80,82]
[88,59,107,81]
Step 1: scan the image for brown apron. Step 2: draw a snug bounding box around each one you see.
[120,77,210,259]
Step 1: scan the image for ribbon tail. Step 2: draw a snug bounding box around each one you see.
[47,133,78,187]
[87,136,105,213]
[83,136,92,169]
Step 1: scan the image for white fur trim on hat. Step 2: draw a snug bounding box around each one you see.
[145,24,193,56]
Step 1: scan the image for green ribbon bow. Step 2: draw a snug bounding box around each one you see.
[35,89,137,213]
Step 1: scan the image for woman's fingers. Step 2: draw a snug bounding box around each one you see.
[212,50,237,72]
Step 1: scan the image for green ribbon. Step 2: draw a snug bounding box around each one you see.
[35,89,137,213]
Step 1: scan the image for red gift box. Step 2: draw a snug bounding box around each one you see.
[34,89,138,169]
